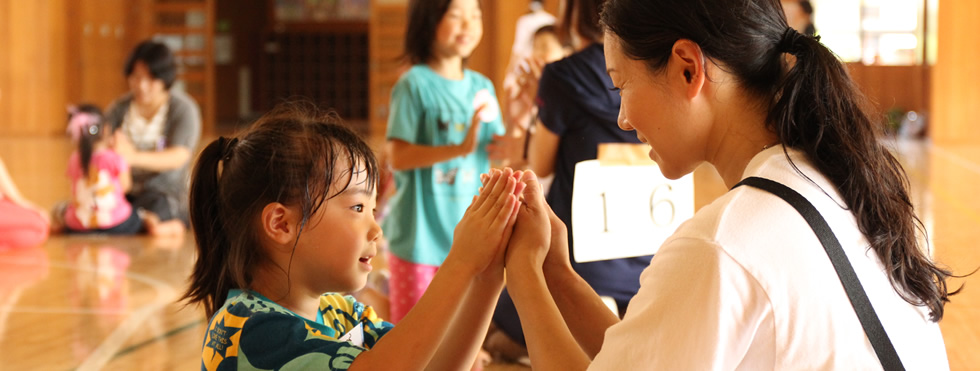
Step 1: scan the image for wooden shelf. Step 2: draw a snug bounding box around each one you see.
[153,2,208,12]
[269,21,369,34]
[154,26,207,34]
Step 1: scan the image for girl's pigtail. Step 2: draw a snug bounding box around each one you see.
[68,109,103,175]
[184,137,234,318]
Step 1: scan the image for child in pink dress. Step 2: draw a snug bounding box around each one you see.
[61,105,182,236]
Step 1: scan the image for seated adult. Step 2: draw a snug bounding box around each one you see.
[106,40,201,228]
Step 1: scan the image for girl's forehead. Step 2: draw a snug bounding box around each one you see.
[448,0,479,10]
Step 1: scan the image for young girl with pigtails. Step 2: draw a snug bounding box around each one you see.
[183,104,523,370]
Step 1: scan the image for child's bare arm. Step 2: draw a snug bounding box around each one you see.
[386,104,488,171]
[349,169,519,371]
[118,168,132,193]
[427,169,525,370]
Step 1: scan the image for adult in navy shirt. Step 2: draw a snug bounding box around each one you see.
[492,0,651,349]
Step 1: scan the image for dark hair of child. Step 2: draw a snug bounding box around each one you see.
[69,104,107,176]
[182,103,379,318]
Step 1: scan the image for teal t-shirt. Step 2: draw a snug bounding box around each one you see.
[383,65,505,266]
[200,290,393,371]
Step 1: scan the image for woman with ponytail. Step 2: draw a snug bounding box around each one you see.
[501,0,955,369]
[183,103,525,370]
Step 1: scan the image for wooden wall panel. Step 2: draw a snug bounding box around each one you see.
[930,0,980,145]
[67,0,132,109]
[369,0,409,149]
[0,0,68,137]
[847,64,930,115]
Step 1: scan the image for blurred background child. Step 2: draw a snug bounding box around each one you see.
[56,105,183,237]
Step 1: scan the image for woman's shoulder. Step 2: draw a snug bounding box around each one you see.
[167,89,201,114]
[105,94,135,123]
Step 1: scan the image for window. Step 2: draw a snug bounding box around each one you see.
[811,0,932,65]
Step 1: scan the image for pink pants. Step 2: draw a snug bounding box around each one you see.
[0,199,49,249]
[386,252,439,323]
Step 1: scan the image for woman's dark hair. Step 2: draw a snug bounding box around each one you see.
[123,40,178,89]
[182,102,379,318]
[601,0,955,321]
[558,0,608,46]
[403,0,455,65]
[69,104,106,175]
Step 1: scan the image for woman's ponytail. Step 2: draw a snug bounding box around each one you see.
[768,28,954,321]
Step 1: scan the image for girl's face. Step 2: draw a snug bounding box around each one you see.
[127,61,167,107]
[432,0,483,60]
[603,32,712,179]
[293,161,382,294]
[532,32,566,63]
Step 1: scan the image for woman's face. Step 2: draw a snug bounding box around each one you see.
[127,61,167,107]
[603,32,711,179]
[432,0,483,60]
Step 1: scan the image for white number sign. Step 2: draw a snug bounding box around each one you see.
[571,160,695,262]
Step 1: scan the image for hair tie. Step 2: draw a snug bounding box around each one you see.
[777,27,806,55]
[67,112,99,142]
[218,136,239,161]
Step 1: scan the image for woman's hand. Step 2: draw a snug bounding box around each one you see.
[542,201,571,275]
[505,170,552,271]
[112,131,137,162]
[449,168,520,276]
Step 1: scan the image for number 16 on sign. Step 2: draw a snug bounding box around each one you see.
[571,160,695,263]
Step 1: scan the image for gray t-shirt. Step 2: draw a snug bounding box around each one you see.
[105,89,201,215]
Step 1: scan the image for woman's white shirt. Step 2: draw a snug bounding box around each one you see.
[589,146,948,370]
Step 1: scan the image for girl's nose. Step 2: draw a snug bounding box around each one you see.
[369,220,383,242]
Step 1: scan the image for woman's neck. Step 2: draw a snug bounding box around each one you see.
[574,38,594,52]
[427,55,465,80]
[136,93,169,120]
[704,85,779,188]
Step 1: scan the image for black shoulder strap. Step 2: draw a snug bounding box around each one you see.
[734,176,905,371]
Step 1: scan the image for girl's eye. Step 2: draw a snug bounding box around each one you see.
[352,204,364,212]
[609,86,622,96]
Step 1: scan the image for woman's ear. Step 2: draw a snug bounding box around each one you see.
[669,39,706,100]
[260,202,299,249]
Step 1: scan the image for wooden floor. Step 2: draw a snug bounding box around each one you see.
[0,136,977,370]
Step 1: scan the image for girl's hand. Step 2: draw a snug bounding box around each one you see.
[449,168,520,276]
[505,171,552,270]
[479,169,526,277]
[459,104,487,156]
